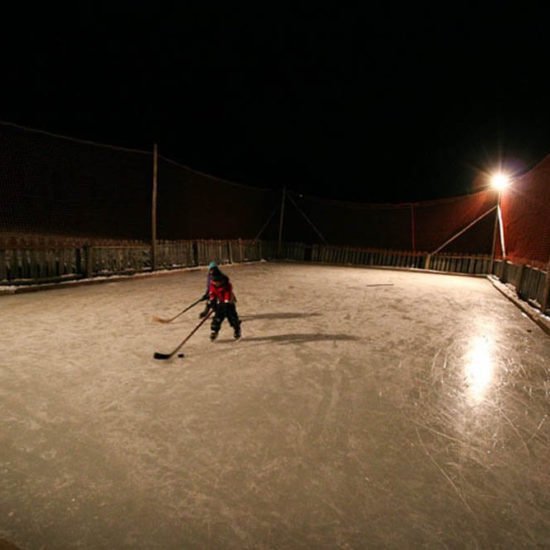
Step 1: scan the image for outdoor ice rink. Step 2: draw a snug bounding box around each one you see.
[1,261,550,549]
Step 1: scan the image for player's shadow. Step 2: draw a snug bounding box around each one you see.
[241,333,359,344]
[240,312,321,321]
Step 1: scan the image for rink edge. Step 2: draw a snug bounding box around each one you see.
[0,262,264,296]
[1,263,549,338]
[487,275,550,336]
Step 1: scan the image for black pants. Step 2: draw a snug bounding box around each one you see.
[211,302,240,333]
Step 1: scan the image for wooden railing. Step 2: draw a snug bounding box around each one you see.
[0,237,263,285]
[261,242,549,314]
[266,242,491,275]
[494,260,549,313]
[1,236,548,315]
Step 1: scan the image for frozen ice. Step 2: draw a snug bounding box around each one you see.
[1,263,549,548]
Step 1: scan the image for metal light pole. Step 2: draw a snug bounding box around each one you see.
[489,189,501,275]
[489,173,510,276]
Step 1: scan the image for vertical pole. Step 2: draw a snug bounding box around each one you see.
[228,240,233,264]
[84,244,93,278]
[0,249,6,283]
[541,258,550,314]
[277,186,286,258]
[497,200,506,258]
[489,191,500,276]
[410,202,416,253]
[425,253,431,270]
[151,143,158,272]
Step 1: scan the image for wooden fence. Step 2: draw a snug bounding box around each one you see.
[0,247,81,284]
[494,260,549,312]
[267,242,491,275]
[1,236,548,315]
[261,242,549,314]
[0,238,263,285]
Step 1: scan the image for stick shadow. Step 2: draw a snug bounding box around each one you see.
[240,312,321,321]
[240,333,360,344]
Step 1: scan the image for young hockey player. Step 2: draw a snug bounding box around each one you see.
[199,261,221,318]
[207,270,241,341]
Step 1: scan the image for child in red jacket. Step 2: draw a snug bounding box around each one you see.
[199,261,222,318]
[208,271,241,341]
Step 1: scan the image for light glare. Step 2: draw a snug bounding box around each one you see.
[490,173,510,191]
[464,335,494,404]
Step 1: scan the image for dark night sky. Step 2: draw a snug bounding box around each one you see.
[1,2,549,202]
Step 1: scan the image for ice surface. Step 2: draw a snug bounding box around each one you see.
[1,262,549,548]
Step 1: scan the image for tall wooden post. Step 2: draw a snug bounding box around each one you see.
[542,258,550,314]
[425,253,431,270]
[151,144,158,272]
[84,244,93,279]
[410,203,416,253]
[277,186,286,258]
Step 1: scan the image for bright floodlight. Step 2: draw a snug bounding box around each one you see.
[490,173,510,191]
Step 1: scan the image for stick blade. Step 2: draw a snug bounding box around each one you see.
[152,316,170,323]
[153,352,171,360]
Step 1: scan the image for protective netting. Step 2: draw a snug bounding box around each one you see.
[0,123,276,243]
[0,123,152,241]
[278,191,496,253]
[156,156,277,240]
[501,155,550,268]
[1,121,549,266]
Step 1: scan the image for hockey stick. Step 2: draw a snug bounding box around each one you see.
[153,309,213,360]
[152,296,205,324]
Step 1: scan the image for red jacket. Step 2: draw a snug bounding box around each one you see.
[208,278,234,303]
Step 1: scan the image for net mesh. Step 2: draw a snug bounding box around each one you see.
[156,156,278,240]
[277,190,496,254]
[501,155,550,268]
[1,121,549,267]
[0,123,152,241]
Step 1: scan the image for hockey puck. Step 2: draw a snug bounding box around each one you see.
[177,353,184,358]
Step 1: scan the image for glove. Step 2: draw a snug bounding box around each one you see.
[199,300,215,318]
[199,308,208,318]
[201,293,209,301]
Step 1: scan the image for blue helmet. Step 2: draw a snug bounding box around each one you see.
[208,261,217,269]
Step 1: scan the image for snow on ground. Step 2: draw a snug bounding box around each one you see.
[1,262,550,549]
